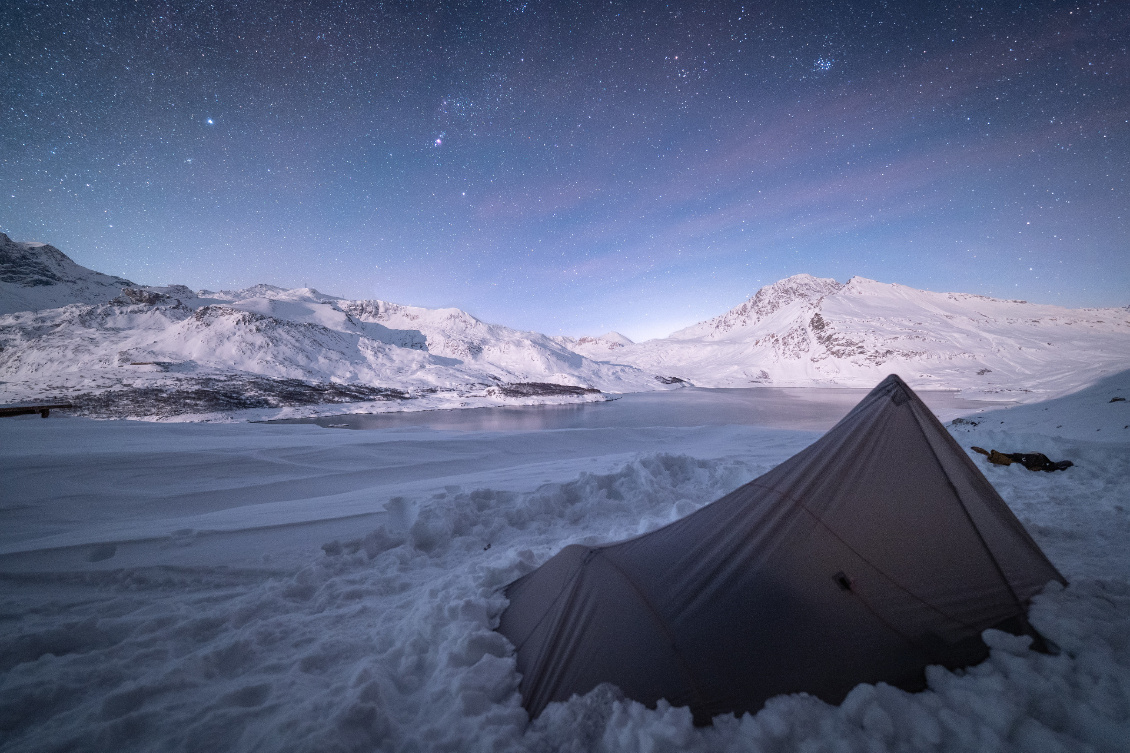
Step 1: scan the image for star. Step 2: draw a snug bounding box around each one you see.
[0,0,1123,334]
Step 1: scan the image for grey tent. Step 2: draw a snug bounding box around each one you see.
[497,374,1065,724]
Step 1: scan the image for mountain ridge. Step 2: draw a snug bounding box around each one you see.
[604,273,1130,399]
[0,233,134,314]
[2,238,1128,418]
[0,241,669,418]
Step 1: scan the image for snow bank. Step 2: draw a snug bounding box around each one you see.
[0,452,758,751]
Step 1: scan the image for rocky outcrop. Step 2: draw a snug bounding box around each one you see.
[670,274,843,340]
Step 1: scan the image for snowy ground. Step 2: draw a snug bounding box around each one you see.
[1,377,1128,752]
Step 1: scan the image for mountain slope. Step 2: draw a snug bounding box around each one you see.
[550,332,635,361]
[0,233,134,315]
[0,241,670,419]
[609,275,1130,400]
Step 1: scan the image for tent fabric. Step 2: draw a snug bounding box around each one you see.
[497,374,1066,724]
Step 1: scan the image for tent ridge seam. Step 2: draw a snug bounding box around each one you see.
[905,403,1029,612]
[525,551,604,712]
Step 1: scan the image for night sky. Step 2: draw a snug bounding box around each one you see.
[2,1,1127,340]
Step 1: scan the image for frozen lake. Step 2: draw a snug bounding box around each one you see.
[275,387,1009,433]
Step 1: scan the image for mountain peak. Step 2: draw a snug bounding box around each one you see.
[580,332,633,346]
[0,234,134,315]
[670,274,842,339]
[757,274,843,304]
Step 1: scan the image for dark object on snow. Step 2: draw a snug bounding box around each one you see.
[1015,453,1073,472]
[655,375,689,385]
[498,375,1064,724]
[971,446,1073,472]
[1112,397,1126,403]
[0,403,72,418]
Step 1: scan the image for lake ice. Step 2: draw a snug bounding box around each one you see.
[274,386,1006,433]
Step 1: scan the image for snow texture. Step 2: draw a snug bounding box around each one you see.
[2,373,1129,752]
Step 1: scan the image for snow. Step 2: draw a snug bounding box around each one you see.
[552,332,636,361]
[0,238,672,420]
[0,233,133,316]
[4,240,1129,420]
[3,236,1129,748]
[0,290,666,421]
[2,374,1129,752]
[611,275,1130,401]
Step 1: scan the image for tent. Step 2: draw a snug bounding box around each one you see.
[497,374,1065,724]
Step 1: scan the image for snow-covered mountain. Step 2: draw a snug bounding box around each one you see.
[606,274,1130,400]
[0,241,669,419]
[551,331,635,360]
[0,232,134,315]
[3,238,1128,418]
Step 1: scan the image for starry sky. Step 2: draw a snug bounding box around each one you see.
[2,0,1127,340]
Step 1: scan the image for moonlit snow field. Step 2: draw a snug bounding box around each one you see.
[2,379,1129,752]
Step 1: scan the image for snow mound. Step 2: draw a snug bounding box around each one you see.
[947,369,1130,441]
